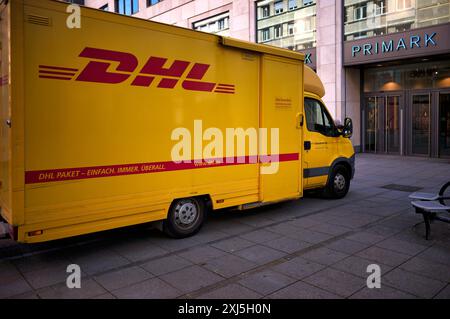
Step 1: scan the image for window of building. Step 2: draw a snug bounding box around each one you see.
[354,4,367,21]
[374,0,385,16]
[193,13,230,35]
[100,4,109,11]
[304,98,337,137]
[289,0,297,10]
[397,0,413,11]
[288,21,295,35]
[274,24,283,38]
[261,5,270,18]
[303,0,313,6]
[147,0,162,6]
[116,0,139,15]
[256,0,317,53]
[262,28,270,41]
[67,0,85,5]
[274,1,284,15]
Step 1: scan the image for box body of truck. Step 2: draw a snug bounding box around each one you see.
[0,0,311,243]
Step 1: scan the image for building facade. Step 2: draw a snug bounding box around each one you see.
[80,0,450,157]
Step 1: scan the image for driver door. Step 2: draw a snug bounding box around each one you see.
[303,98,338,187]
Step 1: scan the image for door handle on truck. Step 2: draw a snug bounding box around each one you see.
[304,141,311,150]
[6,119,11,128]
[296,113,303,128]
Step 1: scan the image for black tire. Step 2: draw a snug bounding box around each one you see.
[163,197,205,238]
[323,164,350,199]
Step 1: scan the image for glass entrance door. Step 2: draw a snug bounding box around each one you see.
[411,94,431,155]
[364,95,401,154]
[439,92,450,157]
[386,96,401,154]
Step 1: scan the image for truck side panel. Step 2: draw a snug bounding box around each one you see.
[21,0,265,242]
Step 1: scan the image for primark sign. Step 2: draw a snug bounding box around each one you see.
[343,24,450,66]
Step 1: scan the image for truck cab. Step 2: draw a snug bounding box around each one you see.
[302,66,355,199]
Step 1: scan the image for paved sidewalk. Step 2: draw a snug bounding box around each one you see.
[1,154,450,299]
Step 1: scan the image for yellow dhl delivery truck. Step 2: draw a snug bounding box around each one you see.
[0,0,355,243]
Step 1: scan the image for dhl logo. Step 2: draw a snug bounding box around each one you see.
[38,47,235,94]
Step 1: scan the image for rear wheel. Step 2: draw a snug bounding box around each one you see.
[323,164,350,199]
[163,197,205,238]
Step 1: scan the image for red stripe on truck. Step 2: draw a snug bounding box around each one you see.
[24,153,299,184]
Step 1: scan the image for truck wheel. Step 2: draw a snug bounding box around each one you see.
[323,165,350,199]
[163,197,205,238]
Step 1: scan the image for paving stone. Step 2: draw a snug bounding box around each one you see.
[375,238,428,256]
[203,254,257,278]
[177,246,226,264]
[325,238,370,254]
[399,257,450,283]
[239,229,282,244]
[94,266,153,291]
[417,246,450,266]
[22,263,75,289]
[112,240,169,262]
[434,285,450,299]
[263,237,311,254]
[308,223,352,236]
[350,286,417,299]
[71,249,130,275]
[300,247,348,266]
[141,255,192,276]
[332,255,392,279]
[284,227,333,244]
[271,257,325,280]
[7,291,40,299]
[37,279,107,299]
[238,269,296,295]
[196,283,262,299]
[211,237,255,253]
[160,265,223,293]
[384,268,447,298]
[0,276,33,299]
[345,232,386,245]
[234,245,285,265]
[112,278,181,299]
[303,268,366,298]
[12,253,72,274]
[356,246,411,267]
[91,292,117,299]
[288,217,321,229]
[266,281,342,299]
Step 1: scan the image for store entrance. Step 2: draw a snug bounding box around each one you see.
[364,89,450,157]
[364,93,403,154]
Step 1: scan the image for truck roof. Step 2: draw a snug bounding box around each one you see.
[304,66,325,98]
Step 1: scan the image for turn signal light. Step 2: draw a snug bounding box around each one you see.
[28,230,43,237]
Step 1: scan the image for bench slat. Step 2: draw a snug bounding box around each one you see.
[411,201,450,211]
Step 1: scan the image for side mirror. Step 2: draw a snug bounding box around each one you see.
[342,117,353,138]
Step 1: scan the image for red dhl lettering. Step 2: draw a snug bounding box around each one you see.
[38,47,236,94]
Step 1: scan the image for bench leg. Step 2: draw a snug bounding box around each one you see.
[415,207,431,240]
[423,213,431,240]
